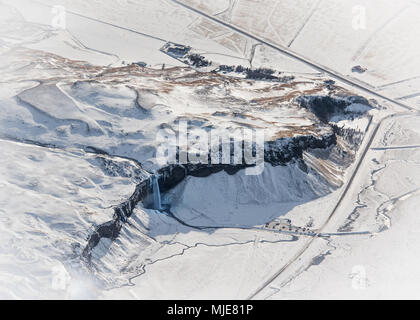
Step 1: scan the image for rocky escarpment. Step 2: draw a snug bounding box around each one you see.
[156,132,338,192]
[297,95,372,123]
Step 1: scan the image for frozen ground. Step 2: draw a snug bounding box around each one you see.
[0,0,419,300]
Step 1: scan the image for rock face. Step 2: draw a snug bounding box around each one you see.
[298,95,371,123]
[264,133,337,166]
[156,133,338,192]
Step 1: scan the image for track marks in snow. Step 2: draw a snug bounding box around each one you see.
[287,0,322,48]
[351,5,410,62]
[122,237,295,288]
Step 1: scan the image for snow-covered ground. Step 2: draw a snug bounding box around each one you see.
[0,139,144,299]
[1,0,419,300]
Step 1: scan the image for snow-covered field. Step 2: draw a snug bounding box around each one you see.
[0,0,419,300]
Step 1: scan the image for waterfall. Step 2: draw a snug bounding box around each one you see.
[152,174,162,210]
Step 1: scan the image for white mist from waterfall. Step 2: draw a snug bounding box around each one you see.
[152,174,162,210]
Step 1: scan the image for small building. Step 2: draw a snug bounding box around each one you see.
[351,65,367,74]
[165,43,191,57]
[134,61,147,68]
